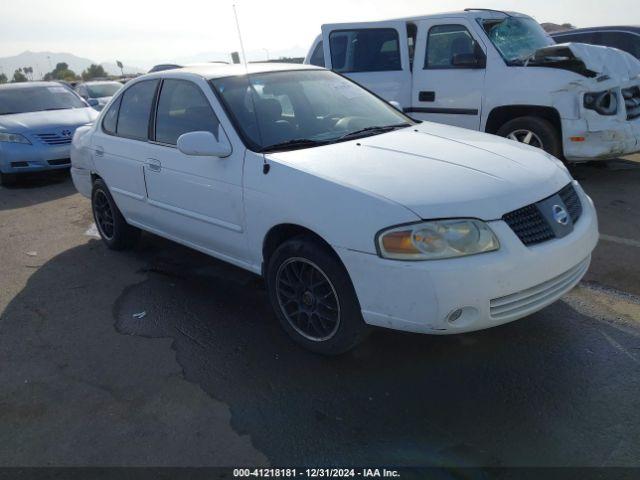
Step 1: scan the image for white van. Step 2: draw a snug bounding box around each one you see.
[305,9,640,161]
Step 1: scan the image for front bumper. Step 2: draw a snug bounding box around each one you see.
[0,142,72,173]
[563,117,640,161]
[336,182,599,334]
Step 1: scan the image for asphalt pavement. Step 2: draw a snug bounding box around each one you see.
[0,158,639,468]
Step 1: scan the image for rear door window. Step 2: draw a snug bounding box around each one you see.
[101,96,121,135]
[116,80,159,140]
[154,79,220,145]
[329,28,401,73]
[309,41,326,67]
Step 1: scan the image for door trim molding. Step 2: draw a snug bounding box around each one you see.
[404,107,479,115]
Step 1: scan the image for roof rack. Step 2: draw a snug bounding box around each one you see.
[464,8,512,17]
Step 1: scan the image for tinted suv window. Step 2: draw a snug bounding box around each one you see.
[116,80,159,140]
[329,28,401,73]
[426,24,478,68]
[154,80,220,145]
[309,41,325,67]
[554,32,598,44]
[101,96,121,135]
[599,32,640,58]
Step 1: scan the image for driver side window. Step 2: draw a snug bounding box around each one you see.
[425,24,480,68]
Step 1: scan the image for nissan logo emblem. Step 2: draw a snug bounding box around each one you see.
[552,205,569,226]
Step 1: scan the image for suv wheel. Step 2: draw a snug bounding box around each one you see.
[266,235,368,355]
[497,116,563,159]
[91,178,140,250]
[0,173,18,187]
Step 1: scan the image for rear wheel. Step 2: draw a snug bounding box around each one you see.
[497,116,563,159]
[0,173,18,187]
[91,178,140,250]
[266,235,368,355]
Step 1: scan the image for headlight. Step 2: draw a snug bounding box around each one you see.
[0,132,31,144]
[583,90,618,116]
[377,219,500,261]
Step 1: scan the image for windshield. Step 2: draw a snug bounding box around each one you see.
[86,82,121,98]
[482,17,555,65]
[211,70,413,152]
[0,85,86,115]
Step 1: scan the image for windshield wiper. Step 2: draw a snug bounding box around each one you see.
[41,107,74,111]
[337,123,410,141]
[259,138,329,153]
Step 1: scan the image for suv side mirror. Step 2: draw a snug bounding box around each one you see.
[177,128,232,158]
[451,53,486,68]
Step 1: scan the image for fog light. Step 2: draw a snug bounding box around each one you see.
[448,308,463,323]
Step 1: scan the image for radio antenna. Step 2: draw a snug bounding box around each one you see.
[232,3,270,174]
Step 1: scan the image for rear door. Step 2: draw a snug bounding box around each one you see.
[410,19,487,129]
[92,79,159,224]
[322,21,412,107]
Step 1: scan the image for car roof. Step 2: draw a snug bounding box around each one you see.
[0,81,69,90]
[551,26,640,35]
[142,62,323,81]
[390,9,526,22]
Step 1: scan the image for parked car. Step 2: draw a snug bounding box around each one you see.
[71,63,598,354]
[304,9,640,162]
[75,81,123,111]
[552,26,640,60]
[0,82,98,185]
[148,64,182,73]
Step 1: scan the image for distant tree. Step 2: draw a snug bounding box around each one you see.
[22,66,34,80]
[81,64,107,80]
[0,73,7,84]
[12,69,28,83]
[43,62,79,82]
[116,60,124,76]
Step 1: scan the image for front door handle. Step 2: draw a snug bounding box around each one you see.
[95,146,104,157]
[147,158,161,173]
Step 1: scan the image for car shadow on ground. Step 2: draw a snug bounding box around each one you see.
[2,233,639,467]
[0,170,76,211]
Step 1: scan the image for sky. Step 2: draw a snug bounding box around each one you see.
[1,0,639,69]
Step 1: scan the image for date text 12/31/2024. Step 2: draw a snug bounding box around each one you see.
[233,469,401,478]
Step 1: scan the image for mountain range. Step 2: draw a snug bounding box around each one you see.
[0,51,145,79]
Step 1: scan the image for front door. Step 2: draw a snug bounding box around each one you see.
[142,78,248,265]
[410,19,487,130]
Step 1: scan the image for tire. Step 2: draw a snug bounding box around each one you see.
[91,178,140,250]
[266,235,368,355]
[497,116,563,159]
[0,173,18,187]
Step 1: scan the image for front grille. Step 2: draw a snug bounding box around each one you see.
[47,158,71,166]
[503,204,554,246]
[503,183,582,246]
[558,183,582,223]
[622,86,640,120]
[490,256,590,320]
[35,133,72,146]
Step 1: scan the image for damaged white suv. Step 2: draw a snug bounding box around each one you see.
[305,9,640,161]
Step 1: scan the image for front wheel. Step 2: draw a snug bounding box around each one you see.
[497,116,563,159]
[0,173,18,187]
[266,236,368,355]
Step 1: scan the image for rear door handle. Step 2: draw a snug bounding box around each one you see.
[419,91,435,102]
[147,158,161,172]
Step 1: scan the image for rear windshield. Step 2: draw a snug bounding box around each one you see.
[0,85,86,115]
[86,83,122,98]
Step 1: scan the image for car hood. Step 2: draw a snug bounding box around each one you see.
[534,43,640,81]
[0,108,98,133]
[266,122,572,221]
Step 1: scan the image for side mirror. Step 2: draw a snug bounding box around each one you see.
[389,100,402,111]
[451,53,486,68]
[87,98,99,107]
[177,128,232,158]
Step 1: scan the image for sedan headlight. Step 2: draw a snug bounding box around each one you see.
[377,219,499,261]
[583,90,618,116]
[0,132,31,144]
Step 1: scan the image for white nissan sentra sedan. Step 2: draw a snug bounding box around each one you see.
[71,63,599,354]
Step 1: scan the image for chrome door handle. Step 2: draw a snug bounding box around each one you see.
[147,158,161,172]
